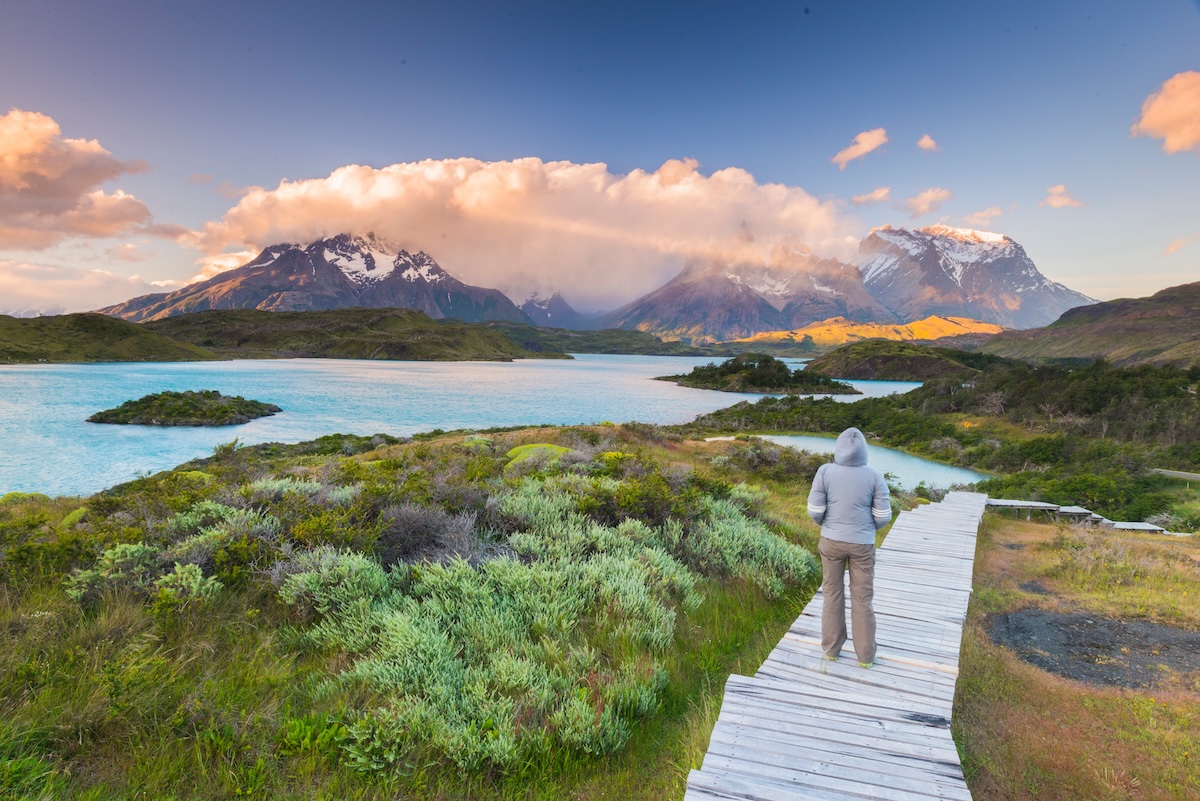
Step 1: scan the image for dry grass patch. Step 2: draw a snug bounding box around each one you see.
[955,514,1200,800]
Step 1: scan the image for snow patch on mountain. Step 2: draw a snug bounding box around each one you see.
[397,252,446,284]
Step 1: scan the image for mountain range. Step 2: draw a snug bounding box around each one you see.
[96,226,1095,343]
[596,246,896,344]
[98,234,532,325]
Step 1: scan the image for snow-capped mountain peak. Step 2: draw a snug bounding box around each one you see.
[855,225,1094,328]
[917,224,1011,245]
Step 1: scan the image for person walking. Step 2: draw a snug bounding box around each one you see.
[806,427,892,667]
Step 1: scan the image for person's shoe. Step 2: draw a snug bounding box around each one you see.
[823,653,839,661]
[859,660,874,668]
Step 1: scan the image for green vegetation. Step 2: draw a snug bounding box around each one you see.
[87,390,282,426]
[657,353,859,395]
[0,424,820,799]
[0,313,217,363]
[955,515,1200,800]
[679,359,1200,524]
[805,340,1014,381]
[977,280,1200,367]
[3,309,718,365]
[483,321,718,356]
[143,308,568,362]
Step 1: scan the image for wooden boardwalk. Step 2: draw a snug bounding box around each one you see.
[686,491,988,801]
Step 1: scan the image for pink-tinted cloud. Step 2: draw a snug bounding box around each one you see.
[105,242,155,262]
[1164,232,1200,256]
[902,187,952,219]
[831,128,888,170]
[851,186,890,206]
[963,206,1002,227]
[0,259,180,314]
[916,134,940,152]
[188,157,856,308]
[0,109,165,249]
[1040,184,1083,208]
[1132,71,1200,155]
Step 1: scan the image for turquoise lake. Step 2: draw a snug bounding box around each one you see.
[0,355,974,496]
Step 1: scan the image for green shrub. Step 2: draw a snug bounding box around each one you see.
[65,543,160,602]
[155,561,221,598]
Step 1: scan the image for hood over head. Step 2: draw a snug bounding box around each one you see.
[834,427,868,467]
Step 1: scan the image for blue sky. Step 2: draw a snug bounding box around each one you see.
[2,0,1198,312]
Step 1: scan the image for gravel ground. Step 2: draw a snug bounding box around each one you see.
[986,608,1200,688]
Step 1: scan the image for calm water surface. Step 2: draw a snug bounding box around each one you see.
[0,355,926,496]
[761,434,987,490]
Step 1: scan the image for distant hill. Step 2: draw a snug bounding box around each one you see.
[805,340,1014,381]
[98,234,532,325]
[976,281,1200,367]
[144,308,565,361]
[518,292,601,329]
[481,321,713,356]
[727,315,1004,354]
[0,313,217,363]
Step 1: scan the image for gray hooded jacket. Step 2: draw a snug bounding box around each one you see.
[807,427,892,545]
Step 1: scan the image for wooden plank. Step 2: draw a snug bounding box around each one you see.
[698,763,964,801]
[711,703,962,766]
[702,742,973,801]
[711,713,961,767]
[687,769,854,801]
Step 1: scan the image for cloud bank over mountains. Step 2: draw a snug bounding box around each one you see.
[188,157,858,310]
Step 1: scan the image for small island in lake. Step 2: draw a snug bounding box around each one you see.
[87,390,282,426]
[656,353,860,395]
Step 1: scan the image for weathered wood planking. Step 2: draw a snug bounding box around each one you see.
[685,491,987,801]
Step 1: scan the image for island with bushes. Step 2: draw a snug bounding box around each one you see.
[656,352,860,395]
[87,390,282,426]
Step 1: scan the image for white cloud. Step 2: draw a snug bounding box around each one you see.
[831,128,888,170]
[0,108,169,250]
[963,206,1003,227]
[903,187,952,219]
[916,134,940,152]
[1132,71,1200,155]
[0,259,177,314]
[851,186,891,206]
[188,157,856,309]
[1040,184,1083,208]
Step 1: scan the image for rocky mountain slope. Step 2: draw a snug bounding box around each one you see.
[98,234,532,324]
[976,281,1200,367]
[599,247,897,344]
[856,225,1094,328]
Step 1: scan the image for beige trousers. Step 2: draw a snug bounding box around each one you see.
[818,537,877,663]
